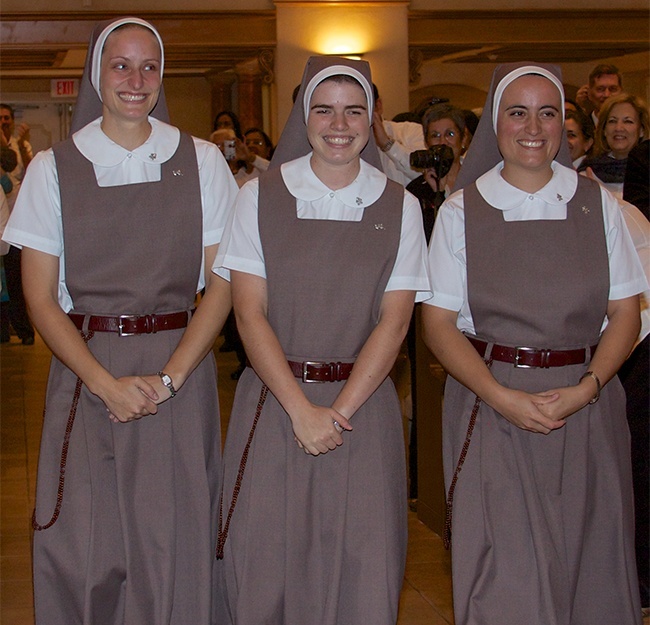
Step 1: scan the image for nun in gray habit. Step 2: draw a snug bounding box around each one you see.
[3,16,238,624]
[423,62,646,624]
[214,55,430,624]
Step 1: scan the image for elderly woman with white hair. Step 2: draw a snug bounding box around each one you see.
[423,62,646,624]
[3,17,237,623]
[214,55,430,625]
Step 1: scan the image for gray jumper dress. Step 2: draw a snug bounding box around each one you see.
[444,176,641,625]
[218,168,408,625]
[32,133,222,625]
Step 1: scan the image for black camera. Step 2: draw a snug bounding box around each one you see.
[409,144,454,181]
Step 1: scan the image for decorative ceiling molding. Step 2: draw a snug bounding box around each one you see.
[408,10,649,49]
[409,43,650,66]
[1,9,648,79]
[0,11,277,78]
[258,48,275,85]
[408,48,424,86]
[408,9,649,72]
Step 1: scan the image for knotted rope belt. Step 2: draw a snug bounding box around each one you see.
[443,337,596,549]
[216,359,354,559]
[32,310,193,531]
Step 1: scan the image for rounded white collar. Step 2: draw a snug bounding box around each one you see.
[476,161,578,211]
[72,117,180,167]
[280,153,387,209]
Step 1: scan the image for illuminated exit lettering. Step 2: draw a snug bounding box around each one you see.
[50,79,79,98]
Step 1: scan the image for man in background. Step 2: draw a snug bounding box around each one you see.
[576,64,623,125]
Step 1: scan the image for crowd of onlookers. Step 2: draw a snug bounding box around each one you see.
[367,63,648,220]
[0,41,647,623]
[206,64,648,242]
[204,64,648,615]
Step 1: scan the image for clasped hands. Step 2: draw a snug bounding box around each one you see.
[291,404,353,456]
[494,380,597,435]
[102,374,174,424]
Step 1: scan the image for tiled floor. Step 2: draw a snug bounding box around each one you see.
[0,334,454,624]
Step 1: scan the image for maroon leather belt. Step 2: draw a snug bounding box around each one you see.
[68,310,193,336]
[467,336,596,368]
[288,360,354,383]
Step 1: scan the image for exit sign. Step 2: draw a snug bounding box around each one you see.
[51,79,79,98]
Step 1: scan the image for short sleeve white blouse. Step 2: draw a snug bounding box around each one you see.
[213,153,432,302]
[424,161,648,334]
[3,117,239,312]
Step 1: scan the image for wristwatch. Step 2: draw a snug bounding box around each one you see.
[157,371,177,398]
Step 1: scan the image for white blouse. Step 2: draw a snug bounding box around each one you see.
[619,199,650,344]
[425,161,648,334]
[3,117,239,312]
[379,119,426,187]
[213,153,432,302]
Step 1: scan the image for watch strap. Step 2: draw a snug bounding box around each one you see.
[157,371,177,398]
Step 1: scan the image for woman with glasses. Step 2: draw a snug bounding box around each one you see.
[406,103,468,242]
[244,127,274,161]
[423,62,645,624]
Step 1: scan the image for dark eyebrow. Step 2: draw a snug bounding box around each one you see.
[504,104,560,112]
[107,55,160,63]
[310,103,367,111]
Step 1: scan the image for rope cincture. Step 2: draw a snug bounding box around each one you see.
[32,330,95,531]
[216,383,269,560]
[443,357,492,550]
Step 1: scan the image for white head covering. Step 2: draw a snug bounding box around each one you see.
[90,17,165,101]
[270,55,382,171]
[491,65,565,132]
[302,64,374,124]
[453,61,571,192]
[70,17,169,134]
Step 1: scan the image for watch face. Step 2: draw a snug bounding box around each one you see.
[159,372,176,397]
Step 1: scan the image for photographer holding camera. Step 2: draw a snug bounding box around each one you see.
[406,103,469,242]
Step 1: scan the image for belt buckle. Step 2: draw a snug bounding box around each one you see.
[302,361,324,383]
[118,315,139,337]
[514,346,536,368]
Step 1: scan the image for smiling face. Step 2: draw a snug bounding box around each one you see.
[307,77,369,185]
[0,107,14,141]
[588,73,622,112]
[99,25,162,128]
[496,74,563,189]
[565,118,593,161]
[603,102,642,159]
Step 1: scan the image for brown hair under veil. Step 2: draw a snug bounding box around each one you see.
[269,55,383,171]
[71,17,169,134]
[453,61,572,193]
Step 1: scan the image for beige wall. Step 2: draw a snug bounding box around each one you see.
[164,78,213,139]
[275,2,410,131]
